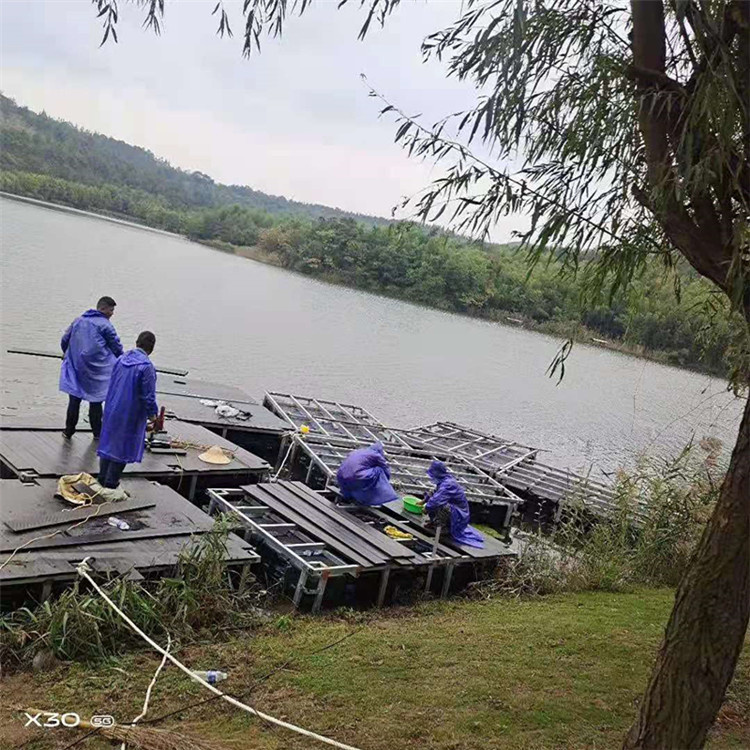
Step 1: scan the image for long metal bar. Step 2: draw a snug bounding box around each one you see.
[311,573,329,613]
[376,568,390,607]
[7,348,188,377]
[293,569,309,607]
[440,564,455,598]
[263,392,299,429]
[290,395,330,436]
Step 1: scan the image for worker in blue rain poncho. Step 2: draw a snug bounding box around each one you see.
[420,460,485,548]
[97,331,159,490]
[60,296,123,439]
[336,442,398,506]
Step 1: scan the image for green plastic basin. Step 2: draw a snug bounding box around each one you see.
[402,495,424,514]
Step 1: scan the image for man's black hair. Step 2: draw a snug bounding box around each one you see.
[97,296,116,310]
[136,331,156,353]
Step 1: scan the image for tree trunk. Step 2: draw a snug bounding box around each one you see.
[623,391,750,749]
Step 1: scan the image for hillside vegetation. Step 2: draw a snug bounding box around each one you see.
[1,94,744,377]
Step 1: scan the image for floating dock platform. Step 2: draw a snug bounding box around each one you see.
[156,377,290,463]
[208,481,512,612]
[0,419,270,502]
[264,391,624,525]
[1,376,625,611]
[0,477,259,601]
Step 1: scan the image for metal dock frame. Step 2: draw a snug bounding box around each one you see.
[401,422,638,522]
[264,391,411,447]
[286,433,523,527]
[207,488,359,612]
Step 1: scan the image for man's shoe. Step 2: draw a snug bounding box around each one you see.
[61,431,72,440]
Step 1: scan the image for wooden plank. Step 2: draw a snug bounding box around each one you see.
[286,482,417,560]
[158,393,288,435]
[1,531,257,584]
[380,499,511,560]
[0,421,269,478]
[243,484,391,568]
[0,479,219,554]
[6,498,158,532]
[156,378,256,404]
[252,483,396,566]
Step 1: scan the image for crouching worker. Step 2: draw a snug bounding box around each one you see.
[97,331,159,492]
[336,442,398,506]
[421,461,484,548]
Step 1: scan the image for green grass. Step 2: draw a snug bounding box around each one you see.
[2,589,747,750]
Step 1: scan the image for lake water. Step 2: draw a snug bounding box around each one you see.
[0,196,743,478]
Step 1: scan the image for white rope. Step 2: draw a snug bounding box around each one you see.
[120,633,172,750]
[76,558,362,750]
[271,432,298,482]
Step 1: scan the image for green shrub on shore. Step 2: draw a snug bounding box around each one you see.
[0,517,264,667]
[489,442,720,598]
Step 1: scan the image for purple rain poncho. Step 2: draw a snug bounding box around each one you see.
[425,460,485,548]
[60,310,124,402]
[336,442,399,507]
[97,349,158,464]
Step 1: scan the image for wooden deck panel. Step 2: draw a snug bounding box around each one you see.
[0,420,269,479]
[243,483,398,568]
[159,393,289,435]
[381,499,514,560]
[0,478,259,584]
[156,377,256,404]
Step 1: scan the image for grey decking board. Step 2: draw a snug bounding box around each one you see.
[0,421,269,478]
[0,477,259,583]
[250,485,391,567]
[5,498,158,532]
[156,378,256,404]
[286,482,418,561]
[0,478,214,553]
[242,483,393,568]
[381,499,513,560]
[2,533,256,584]
[159,393,288,435]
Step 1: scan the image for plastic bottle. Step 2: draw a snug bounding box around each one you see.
[107,517,130,530]
[192,670,228,685]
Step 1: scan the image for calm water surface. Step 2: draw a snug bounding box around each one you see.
[0,197,743,477]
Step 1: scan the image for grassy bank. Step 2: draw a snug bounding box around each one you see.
[2,589,748,750]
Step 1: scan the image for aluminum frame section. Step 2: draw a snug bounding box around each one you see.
[206,487,358,612]
[291,433,522,511]
[264,392,411,447]
[398,422,539,473]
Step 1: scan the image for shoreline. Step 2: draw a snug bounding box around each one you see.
[0,191,725,380]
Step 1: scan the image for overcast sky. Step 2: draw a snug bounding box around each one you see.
[0,0,526,237]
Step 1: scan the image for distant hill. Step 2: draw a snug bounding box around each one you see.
[0,94,391,226]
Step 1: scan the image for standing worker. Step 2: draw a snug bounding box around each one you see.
[97,331,159,490]
[420,461,485,548]
[60,296,123,439]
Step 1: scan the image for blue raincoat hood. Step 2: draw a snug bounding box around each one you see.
[427,460,449,482]
[120,348,151,367]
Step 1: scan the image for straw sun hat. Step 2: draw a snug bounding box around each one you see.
[198,445,233,465]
